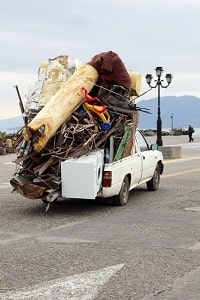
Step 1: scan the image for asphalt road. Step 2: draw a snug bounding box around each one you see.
[0,136,200,300]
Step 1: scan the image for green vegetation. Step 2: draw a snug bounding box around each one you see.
[0,131,15,141]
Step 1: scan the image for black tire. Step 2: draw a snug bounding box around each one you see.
[146,165,160,191]
[113,176,130,206]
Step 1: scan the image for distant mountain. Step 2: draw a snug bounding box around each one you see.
[137,95,200,130]
[0,116,24,133]
[1,95,200,133]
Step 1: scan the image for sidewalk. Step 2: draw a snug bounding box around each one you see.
[145,134,200,159]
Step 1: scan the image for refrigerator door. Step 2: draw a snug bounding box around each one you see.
[61,150,104,199]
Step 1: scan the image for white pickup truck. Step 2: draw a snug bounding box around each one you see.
[60,129,164,206]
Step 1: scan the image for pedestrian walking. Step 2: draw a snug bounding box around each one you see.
[188,124,194,142]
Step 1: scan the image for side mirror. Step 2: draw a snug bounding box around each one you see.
[150,144,158,150]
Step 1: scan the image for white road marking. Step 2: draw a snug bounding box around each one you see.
[0,234,33,246]
[36,236,97,243]
[45,220,90,232]
[0,182,11,189]
[3,161,15,165]
[0,264,124,300]
[185,206,200,212]
[0,220,92,246]
[188,242,200,251]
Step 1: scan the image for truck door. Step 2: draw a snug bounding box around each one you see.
[135,131,156,182]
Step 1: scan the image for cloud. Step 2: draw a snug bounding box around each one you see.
[1,0,200,118]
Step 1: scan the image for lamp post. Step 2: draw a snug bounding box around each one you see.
[145,67,172,146]
[170,113,174,131]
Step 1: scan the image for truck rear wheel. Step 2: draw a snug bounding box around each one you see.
[113,176,129,206]
[146,165,160,191]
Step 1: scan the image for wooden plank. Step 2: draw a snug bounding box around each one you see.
[23,64,98,153]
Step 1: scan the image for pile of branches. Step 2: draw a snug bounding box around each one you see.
[11,106,131,201]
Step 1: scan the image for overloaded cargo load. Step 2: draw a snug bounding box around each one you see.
[10,52,142,204]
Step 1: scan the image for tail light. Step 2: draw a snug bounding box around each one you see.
[102,171,112,187]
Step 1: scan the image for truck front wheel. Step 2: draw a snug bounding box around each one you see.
[113,176,129,206]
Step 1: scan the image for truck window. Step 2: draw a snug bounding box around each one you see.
[135,131,149,152]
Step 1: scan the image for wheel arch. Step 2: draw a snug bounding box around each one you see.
[126,173,132,187]
[158,160,164,175]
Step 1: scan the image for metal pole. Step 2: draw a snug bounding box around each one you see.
[171,113,174,131]
[156,81,162,146]
[14,85,28,126]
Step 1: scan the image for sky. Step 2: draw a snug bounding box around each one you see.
[1,0,200,119]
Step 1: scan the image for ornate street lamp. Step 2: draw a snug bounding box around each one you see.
[145,67,172,146]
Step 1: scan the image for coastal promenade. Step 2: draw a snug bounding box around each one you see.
[145,133,200,159]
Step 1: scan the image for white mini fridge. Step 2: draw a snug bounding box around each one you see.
[61,150,104,199]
